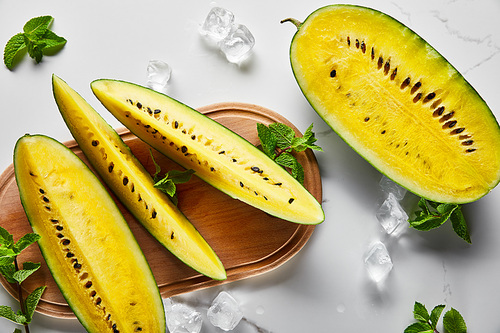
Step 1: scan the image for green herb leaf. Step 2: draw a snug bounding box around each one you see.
[25,285,46,322]
[0,305,27,324]
[430,304,445,329]
[256,123,277,159]
[154,169,195,203]
[256,122,321,184]
[403,322,434,333]
[23,16,53,38]
[0,227,14,248]
[12,262,41,284]
[443,308,467,333]
[409,198,469,242]
[14,328,22,333]
[3,33,26,70]
[149,149,162,182]
[269,123,295,150]
[413,301,430,322]
[13,233,40,254]
[450,207,471,244]
[3,15,65,69]
[0,264,16,284]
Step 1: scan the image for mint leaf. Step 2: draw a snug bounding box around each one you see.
[0,305,27,324]
[430,304,446,329]
[0,264,16,284]
[154,169,195,204]
[4,15,65,69]
[149,149,162,182]
[291,123,323,152]
[269,123,295,150]
[23,16,53,38]
[13,233,40,254]
[404,322,434,333]
[256,123,277,159]
[450,207,471,244]
[3,33,26,70]
[409,198,469,242]
[443,308,467,333]
[12,262,41,284]
[413,301,430,322]
[14,329,22,333]
[25,285,46,322]
[0,227,14,248]
[38,30,66,54]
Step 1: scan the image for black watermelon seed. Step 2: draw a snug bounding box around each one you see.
[413,93,422,103]
[174,121,179,129]
[57,233,64,238]
[434,106,445,117]
[95,297,101,305]
[355,39,360,48]
[390,68,397,80]
[66,252,74,258]
[264,196,268,200]
[450,128,465,135]
[371,47,375,60]
[364,117,370,122]
[191,135,196,140]
[330,69,336,78]
[51,219,58,223]
[108,163,114,173]
[123,177,129,186]
[170,232,174,240]
[254,191,258,196]
[210,167,215,171]
[90,291,96,297]
[85,281,93,288]
[240,181,244,187]
[39,189,45,194]
[43,196,49,203]
[74,262,82,269]
[462,140,474,146]
[381,130,386,134]
[154,109,161,114]
[181,146,188,153]
[401,77,411,89]
[232,159,237,162]
[62,239,70,245]
[219,151,225,154]
[377,57,383,69]
[466,148,477,153]
[384,61,390,74]
[136,102,142,109]
[56,225,63,231]
[411,82,422,94]
[263,177,269,181]
[425,92,436,101]
[347,36,350,46]
[251,166,260,172]
[147,107,153,114]
[274,183,282,186]
[444,120,457,128]
[361,41,366,53]
[91,140,99,146]
[152,211,157,218]
[288,198,295,204]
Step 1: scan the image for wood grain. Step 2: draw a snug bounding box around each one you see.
[0,102,322,318]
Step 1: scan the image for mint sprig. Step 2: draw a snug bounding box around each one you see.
[409,198,471,243]
[3,15,66,70]
[257,122,322,184]
[150,150,195,205]
[0,226,46,333]
[405,302,467,333]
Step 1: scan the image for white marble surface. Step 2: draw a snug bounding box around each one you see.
[1,0,499,332]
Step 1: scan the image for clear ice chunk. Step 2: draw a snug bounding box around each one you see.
[207,291,243,331]
[364,241,393,283]
[376,192,408,235]
[146,60,171,92]
[219,24,255,64]
[199,7,235,43]
[164,299,203,333]
[379,175,407,201]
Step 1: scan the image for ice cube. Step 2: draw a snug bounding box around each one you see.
[207,291,243,331]
[364,241,393,283]
[146,60,171,92]
[219,24,255,64]
[164,299,202,333]
[199,7,235,43]
[379,175,407,201]
[376,192,408,235]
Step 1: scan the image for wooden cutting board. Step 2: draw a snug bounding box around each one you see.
[0,102,322,318]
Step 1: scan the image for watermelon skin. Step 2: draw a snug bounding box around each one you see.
[286,4,500,204]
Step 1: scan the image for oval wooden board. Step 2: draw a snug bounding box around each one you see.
[0,102,322,319]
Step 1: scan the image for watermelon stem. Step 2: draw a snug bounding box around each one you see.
[280,18,302,29]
